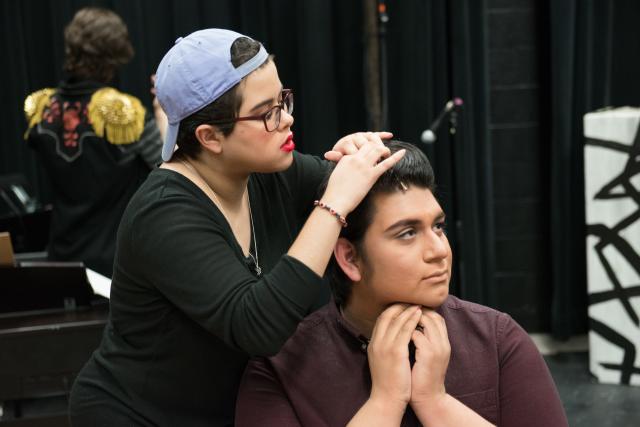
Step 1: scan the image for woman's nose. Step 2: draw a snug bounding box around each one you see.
[280,109,294,129]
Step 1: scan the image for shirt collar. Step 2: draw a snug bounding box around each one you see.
[329,296,453,353]
[329,299,371,352]
[58,76,106,96]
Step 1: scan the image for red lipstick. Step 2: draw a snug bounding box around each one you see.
[281,133,295,152]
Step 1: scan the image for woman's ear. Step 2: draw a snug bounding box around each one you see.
[334,237,362,282]
[195,124,224,155]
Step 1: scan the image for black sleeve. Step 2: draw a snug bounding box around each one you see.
[128,193,325,357]
[121,112,162,169]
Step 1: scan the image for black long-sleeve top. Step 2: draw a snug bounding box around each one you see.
[69,152,329,426]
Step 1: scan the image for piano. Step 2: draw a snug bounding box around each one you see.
[0,263,108,426]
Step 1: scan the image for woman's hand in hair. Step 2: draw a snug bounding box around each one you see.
[324,131,393,162]
[409,309,451,408]
[321,132,405,215]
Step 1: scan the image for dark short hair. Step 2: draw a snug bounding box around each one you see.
[324,140,436,306]
[173,37,272,160]
[63,7,134,83]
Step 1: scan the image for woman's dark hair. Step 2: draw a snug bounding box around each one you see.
[324,140,436,306]
[63,7,134,83]
[173,37,272,160]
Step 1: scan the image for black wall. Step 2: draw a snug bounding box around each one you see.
[487,0,551,330]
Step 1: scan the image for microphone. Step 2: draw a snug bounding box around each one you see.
[421,97,463,144]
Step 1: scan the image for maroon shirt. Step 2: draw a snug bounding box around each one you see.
[236,295,568,426]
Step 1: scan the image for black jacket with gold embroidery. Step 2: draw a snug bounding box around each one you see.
[24,78,162,276]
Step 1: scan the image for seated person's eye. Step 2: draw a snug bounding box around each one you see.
[397,229,417,239]
[434,221,447,234]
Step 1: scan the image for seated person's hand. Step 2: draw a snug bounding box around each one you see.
[410,309,451,407]
[367,304,422,411]
[324,131,393,162]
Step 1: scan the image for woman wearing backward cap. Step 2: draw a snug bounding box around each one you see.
[68,28,405,426]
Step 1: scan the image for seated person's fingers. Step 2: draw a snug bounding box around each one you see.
[384,305,421,341]
[371,303,410,340]
[394,307,423,346]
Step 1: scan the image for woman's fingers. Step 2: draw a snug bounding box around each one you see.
[150,74,157,95]
[321,133,404,215]
[375,131,393,140]
[323,151,343,162]
[330,131,393,161]
[375,148,406,171]
[332,132,375,157]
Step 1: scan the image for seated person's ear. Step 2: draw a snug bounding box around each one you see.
[334,238,362,282]
[195,124,224,154]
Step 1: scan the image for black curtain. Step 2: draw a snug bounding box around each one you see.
[384,0,494,302]
[446,0,494,304]
[548,0,592,339]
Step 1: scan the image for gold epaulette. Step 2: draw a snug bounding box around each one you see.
[88,87,146,145]
[23,88,55,138]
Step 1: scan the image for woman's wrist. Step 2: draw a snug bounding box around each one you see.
[314,200,347,227]
[318,193,352,215]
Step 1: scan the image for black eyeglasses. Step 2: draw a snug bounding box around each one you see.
[213,89,294,132]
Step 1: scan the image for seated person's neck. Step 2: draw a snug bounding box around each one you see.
[341,299,381,340]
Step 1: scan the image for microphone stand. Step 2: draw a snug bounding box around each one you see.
[377,0,389,130]
[421,98,463,144]
[448,103,463,298]
[420,98,465,297]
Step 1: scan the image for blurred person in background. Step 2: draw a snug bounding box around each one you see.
[23,7,164,276]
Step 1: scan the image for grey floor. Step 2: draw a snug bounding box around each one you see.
[545,352,640,427]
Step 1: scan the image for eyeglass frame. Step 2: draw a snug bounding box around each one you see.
[210,89,294,132]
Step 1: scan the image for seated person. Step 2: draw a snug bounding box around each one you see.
[236,141,569,427]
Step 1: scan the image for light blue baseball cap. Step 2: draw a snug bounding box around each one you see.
[155,29,269,162]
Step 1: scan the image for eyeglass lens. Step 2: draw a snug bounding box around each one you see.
[265,91,294,131]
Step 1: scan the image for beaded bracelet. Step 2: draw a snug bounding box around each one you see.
[314,200,348,228]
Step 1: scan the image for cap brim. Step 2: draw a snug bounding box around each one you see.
[161,123,180,162]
